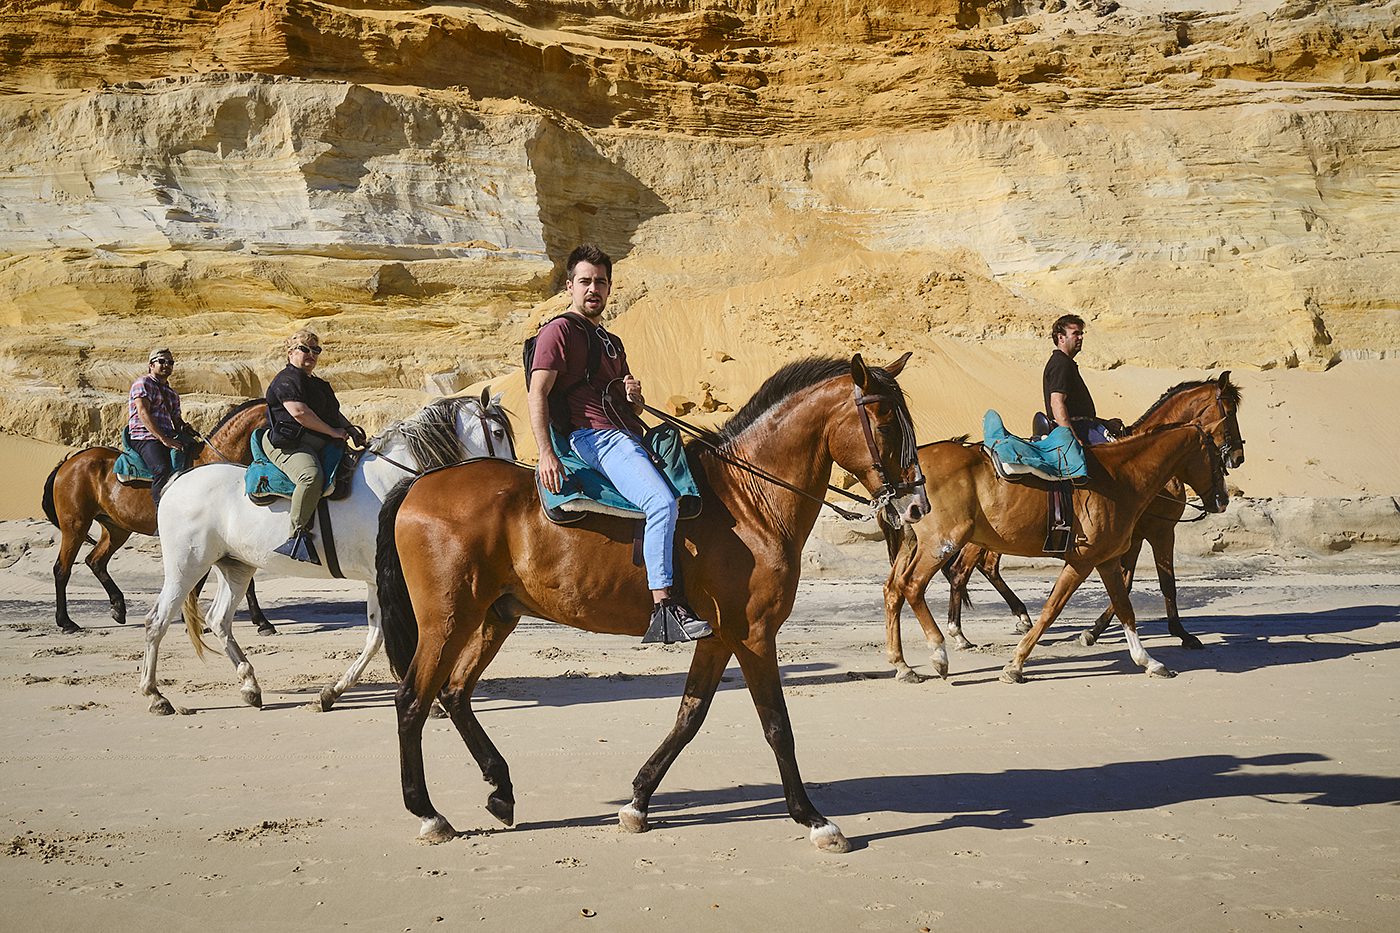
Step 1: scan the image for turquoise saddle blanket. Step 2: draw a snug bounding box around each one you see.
[113,428,187,484]
[539,423,702,524]
[245,428,344,503]
[982,410,1088,484]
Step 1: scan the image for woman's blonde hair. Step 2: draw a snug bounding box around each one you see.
[286,329,321,353]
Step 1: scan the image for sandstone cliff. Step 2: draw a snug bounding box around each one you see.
[0,0,1396,511]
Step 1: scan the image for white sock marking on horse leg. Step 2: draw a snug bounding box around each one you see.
[618,804,648,833]
[810,821,850,853]
[1122,627,1168,675]
[930,644,949,678]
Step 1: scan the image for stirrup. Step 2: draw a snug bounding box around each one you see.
[273,532,321,565]
[641,598,714,644]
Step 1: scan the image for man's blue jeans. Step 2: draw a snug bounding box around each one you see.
[570,428,678,591]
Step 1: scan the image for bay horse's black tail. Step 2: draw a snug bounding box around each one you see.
[377,477,420,681]
[41,457,64,528]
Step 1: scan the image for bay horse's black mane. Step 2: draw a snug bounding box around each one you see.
[1129,374,1242,433]
[714,356,903,444]
[208,397,266,435]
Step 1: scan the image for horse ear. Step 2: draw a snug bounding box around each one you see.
[850,353,869,389]
[1218,370,1231,385]
[479,386,491,410]
[490,392,503,408]
[883,352,912,378]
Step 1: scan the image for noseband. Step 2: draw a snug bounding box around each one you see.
[853,386,926,514]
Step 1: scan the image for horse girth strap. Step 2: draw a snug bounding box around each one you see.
[317,499,344,579]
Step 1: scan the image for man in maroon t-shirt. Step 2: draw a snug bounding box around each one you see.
[528,244,712,642]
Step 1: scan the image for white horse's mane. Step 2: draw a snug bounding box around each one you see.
[373,396,512,471]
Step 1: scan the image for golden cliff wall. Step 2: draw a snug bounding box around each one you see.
[0,0,1396,503]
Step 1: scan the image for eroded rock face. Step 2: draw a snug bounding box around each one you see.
[0,0,1395,457]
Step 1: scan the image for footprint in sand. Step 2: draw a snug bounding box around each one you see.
[972,880,1005,889]
[1034,835,1088,846]
[952,849,984,857]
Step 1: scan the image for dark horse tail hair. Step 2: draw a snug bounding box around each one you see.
[875,509,912,567]
[377,477,421,682]
[41,457,65,529]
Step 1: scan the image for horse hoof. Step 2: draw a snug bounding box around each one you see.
[428,703,449,720]
[811,822,851,854]
[1148,665,1177,679]
[417,815,458,845]
[894,669,925,684]
[112,611,127,625]
[242,687,263,708]
[999,666,1026,685]
[1015,616,1033,635]
[317,687,338,712]
[953,638,976,651]
[256,623,279,636]
[1181,636,1204,650]
[618,804,648,834]
[486,795,514,827]
[1080,632,1098,647]
[57,621,82,635]
[930,662,949,680]
[149,696,176,716]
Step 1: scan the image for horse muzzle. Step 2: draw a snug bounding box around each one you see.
[892,487,930,525]
[1209,492,1230,514]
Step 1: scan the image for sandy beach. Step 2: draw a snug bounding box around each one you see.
[2,520,1397,932]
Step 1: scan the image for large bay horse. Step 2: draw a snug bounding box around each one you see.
[886,421,1228,685]
[140,390,514,716]
[41,399,275,634]
[887,374,1245,680]
[376,355,928,853]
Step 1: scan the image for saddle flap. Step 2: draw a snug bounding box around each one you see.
[982,410,1088,484]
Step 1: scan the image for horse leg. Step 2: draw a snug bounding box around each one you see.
[942,547,978,652]
[86,524,131,625]
[734,637,849,853]
[396,606,481,844]
[1001,562,1090,684]
[317,583,384,712]
[1149,527,1199,649]
[883,562,920,683]
[621,635,733,832]
[437,608,520,827]
[206,561,263,707]
[1082,536,1143,647]
[980,551,1033,635]
[905,571,950,679]
[52,518,89,634]
[245,577,278,636]
[141,558,211,715]
[1098,558,1174,678]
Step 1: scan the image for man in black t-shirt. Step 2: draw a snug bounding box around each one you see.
[264,329,363,564]
[1042,314,1123,446]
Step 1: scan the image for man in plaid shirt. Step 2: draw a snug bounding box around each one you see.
[129,347,195,504]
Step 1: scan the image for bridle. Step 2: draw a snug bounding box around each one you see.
[1213,381,1244,468]
[853,385,926,520]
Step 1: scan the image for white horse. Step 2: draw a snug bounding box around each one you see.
[140,390,516,715]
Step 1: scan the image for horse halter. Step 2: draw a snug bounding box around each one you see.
[852,385,926,517]
[1214,382,1244,468]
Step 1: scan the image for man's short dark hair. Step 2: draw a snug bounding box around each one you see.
[1051,314,1086,342]
[566,244,613,280]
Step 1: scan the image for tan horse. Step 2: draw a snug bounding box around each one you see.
[888,374,1245,680]
[40,399,272,634]
[375,355,928,853]
[885,422,1228,685]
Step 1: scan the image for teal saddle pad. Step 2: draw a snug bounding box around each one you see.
[245,428,344,503]
[539,423,702,525]
[113,427,187,484]
[982,410,1088,484]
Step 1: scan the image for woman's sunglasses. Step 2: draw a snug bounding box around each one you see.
[295,345,324,355]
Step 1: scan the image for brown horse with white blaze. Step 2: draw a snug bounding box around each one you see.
[41,398,274,634]
[375,355,928,853]
[886,421,1229,685]
[886,373,1245,680]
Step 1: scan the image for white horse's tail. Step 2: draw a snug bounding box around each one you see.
[182,590,213,661]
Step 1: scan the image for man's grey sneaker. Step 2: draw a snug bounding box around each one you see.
[641,597,714,644]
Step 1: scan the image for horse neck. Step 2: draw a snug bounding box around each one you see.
[199,404,265,464]
[1100,426,1201,497]
[706,380,846,541]
[1137,385,1215,432]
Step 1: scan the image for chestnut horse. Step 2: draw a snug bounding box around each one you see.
[40,399,274,634]
[375,355,928,853]
[885,421,1228,685]
[887,374,1245,680]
